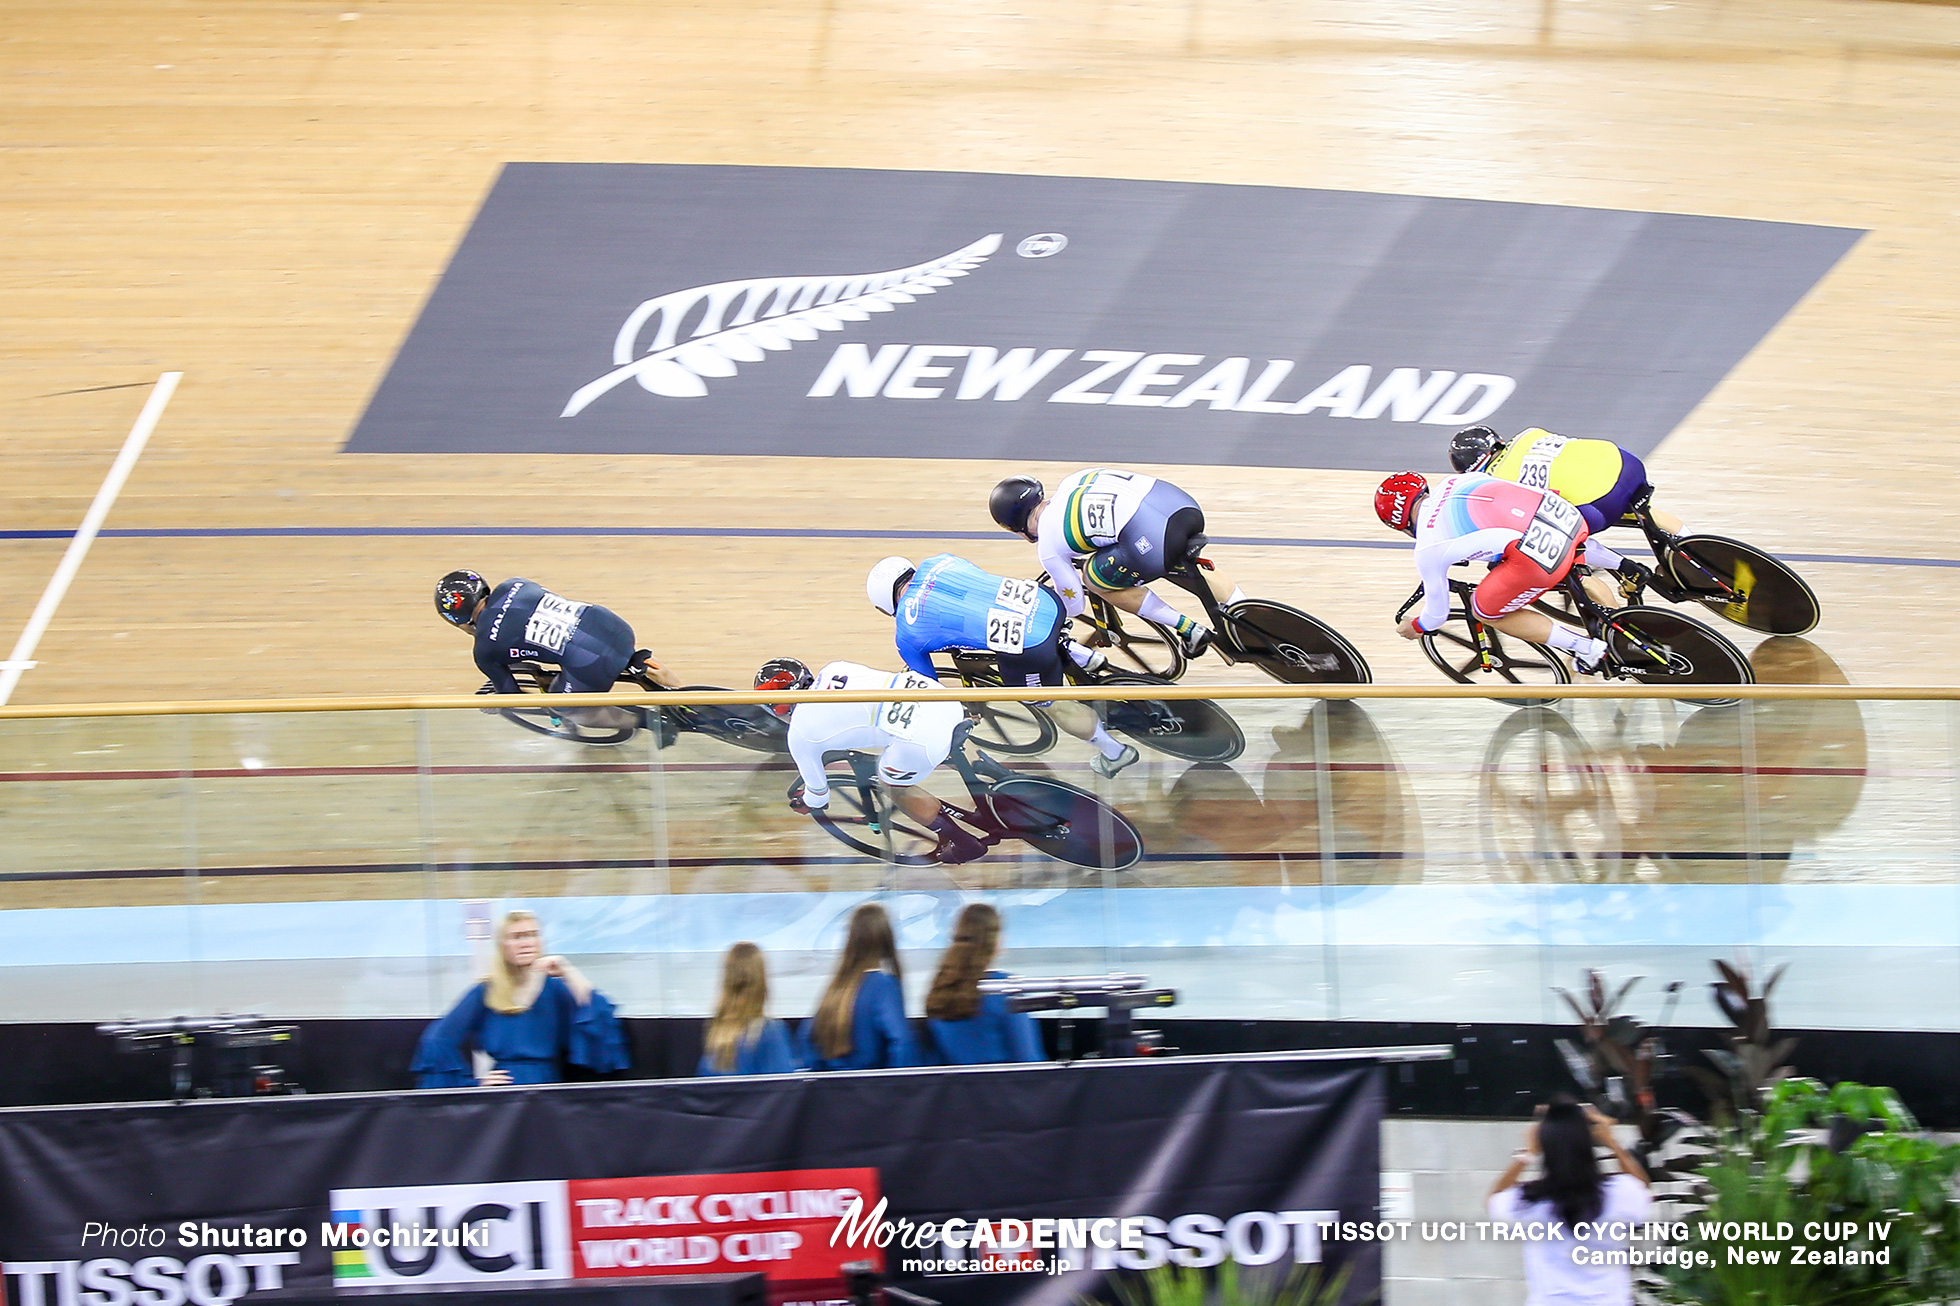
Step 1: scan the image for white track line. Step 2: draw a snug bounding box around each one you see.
[0,372,182,706]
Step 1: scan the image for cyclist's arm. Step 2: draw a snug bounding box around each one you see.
[786,723,832,810]
[1409,530,1517,632]
[474,643,523,696]
[1035,508,1088,617]
[895,632,944,681]
[1581,537,1626,569]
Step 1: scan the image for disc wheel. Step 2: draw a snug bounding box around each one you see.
[1077,596,1186,680]
[986,776,1143,870]
[1220,600,1373,684]
[1603,606,1754,707]
[801,764,942,866]
[1420,609,1571,707]
[657,686,788,754]
[1664,535,1820,636]
[1093,673,1245,762]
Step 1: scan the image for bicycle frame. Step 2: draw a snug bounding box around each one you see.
[829,729,1014,852]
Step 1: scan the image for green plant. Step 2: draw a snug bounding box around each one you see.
[1658,1079,1960,1306]
[1098,1259,1367,1306]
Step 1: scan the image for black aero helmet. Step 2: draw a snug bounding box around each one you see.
[754,656,815,716]
[989,475,1045,536]
[435,570,491,628]
[1449,426,1506,474]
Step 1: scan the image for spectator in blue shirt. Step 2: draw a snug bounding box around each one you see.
[924,903,1044,1065]
[412,910,629,1088]
[699,941,805,1076]
[806,903,919,1071]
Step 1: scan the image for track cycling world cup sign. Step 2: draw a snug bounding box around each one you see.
[345,164,1860,470]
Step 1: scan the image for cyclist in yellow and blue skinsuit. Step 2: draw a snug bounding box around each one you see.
[1450,427,1687,538]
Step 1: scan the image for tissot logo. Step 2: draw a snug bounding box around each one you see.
[345,164,1861,469]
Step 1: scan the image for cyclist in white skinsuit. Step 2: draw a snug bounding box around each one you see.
[757,658,988,863]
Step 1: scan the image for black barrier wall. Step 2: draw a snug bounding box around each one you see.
[0,1055,1383,1306]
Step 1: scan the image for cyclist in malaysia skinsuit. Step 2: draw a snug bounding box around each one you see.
[1452,426,1687,538]
[987,469,1245,659]
[434,571,677,729]
[1377,472,1637,672]
[865,554,1140,778]
[756,656,988,863]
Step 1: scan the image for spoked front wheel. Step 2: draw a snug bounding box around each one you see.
[1221,600,1373,685]
[963,701,1059,757]
[987,776,1143,870]
[1421,610,1571,707]
[1603,606,1754,707]
[1077,596,1187,681]
[1093,673,1246,762]
[800,764,943,866]
[1663,535,1820,636]
[499,705,643,746]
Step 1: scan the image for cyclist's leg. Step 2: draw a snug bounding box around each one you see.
[877,740,987,863]
[1474,542,1606,666]
[548,610,641,729]
[1603,451,1685,536]
[999,622,1133,768]
[1090,486,1216,645]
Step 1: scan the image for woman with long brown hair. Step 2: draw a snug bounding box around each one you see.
[699,942,803,1076]
[1487,1095,1651,1303]
[412,910,628,1088]
[923,902,1042,1064]
[806,903,918,1071]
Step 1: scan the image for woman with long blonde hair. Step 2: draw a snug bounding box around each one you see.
[806,903,917,1071]
[924,903,1042,1064]
[412,910,629,1088]
[699,942,803,1076]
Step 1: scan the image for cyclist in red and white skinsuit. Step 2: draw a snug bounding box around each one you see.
[1378,470,1629,671]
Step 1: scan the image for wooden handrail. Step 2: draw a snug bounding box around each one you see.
[0,682,1947,719]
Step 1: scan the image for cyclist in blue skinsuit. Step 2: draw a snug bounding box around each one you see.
[865,554,1140,778]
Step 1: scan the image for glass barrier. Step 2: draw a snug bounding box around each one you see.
[0,653,1947,1041]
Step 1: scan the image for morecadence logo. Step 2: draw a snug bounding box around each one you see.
[346,165,1861,471]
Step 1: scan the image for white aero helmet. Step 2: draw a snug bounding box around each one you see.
[866,556,916,616]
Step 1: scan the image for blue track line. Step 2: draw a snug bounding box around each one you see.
[0,524,1950,569]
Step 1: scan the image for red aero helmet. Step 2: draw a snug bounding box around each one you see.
[1374,472,1429,534]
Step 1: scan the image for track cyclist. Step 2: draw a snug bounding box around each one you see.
[435,571,678,730]
[988,469,1243,659]
[865,554,1141,779]
[1450,426,1687,539]
[754,656,988,864]
[1375,472,1640,672]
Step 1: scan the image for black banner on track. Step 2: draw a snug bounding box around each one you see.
[0,1057,1383,1306]
[344,164,1860,470]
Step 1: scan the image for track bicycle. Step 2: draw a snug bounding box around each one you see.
[792,724,1144,869]
[1045,550,1372,686]
[932,648,1246,763]
[1579,489,1820,636]
[1400,567,1754,706]
[495,660,789,752]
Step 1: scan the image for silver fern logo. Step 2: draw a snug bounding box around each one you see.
[562,234,1003,416]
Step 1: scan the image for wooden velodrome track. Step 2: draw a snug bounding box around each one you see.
[2,0,1959,922]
